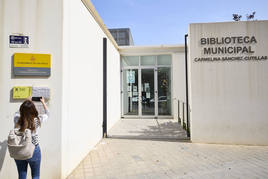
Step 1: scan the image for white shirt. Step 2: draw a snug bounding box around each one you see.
[14,109,49,145]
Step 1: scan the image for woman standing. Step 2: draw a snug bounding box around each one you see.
[13,97,49,179]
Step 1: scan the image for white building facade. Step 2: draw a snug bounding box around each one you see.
[188,21,268,145]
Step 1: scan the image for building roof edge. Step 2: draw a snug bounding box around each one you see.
[81,0,119,50]
[119,44,185,54]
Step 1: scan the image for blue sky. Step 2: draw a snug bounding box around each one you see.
[91,0,268,45]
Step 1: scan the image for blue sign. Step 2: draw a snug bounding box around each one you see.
[9,35,29,48]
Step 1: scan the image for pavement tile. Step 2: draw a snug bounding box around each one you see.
[67,119,268,179]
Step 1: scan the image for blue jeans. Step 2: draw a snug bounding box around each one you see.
[15,145,41,179]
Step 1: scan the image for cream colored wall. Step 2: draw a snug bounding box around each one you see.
[107,42,121,131]
[172,53,186,124]
[61,0,120,178]
[0,0,63,178]
[0,0,121,178]
[189,21,268,145]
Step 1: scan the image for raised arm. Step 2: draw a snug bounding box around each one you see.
[39,97,49,123]
[40,97,48,113]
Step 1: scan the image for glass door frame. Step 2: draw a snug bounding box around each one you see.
[121,66,158,118]
[121,55,173,118]
[140,66,158,118]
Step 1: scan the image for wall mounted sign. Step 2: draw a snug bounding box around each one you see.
[13,86,32,99]
[32,87,50,99]
[13,53,51,76]
[9,35,29,48]
[13,86,50,99]
[194,36,268,62]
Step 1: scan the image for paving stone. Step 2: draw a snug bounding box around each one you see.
[67,120,268,179]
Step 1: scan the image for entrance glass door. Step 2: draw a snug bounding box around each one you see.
[157,67,171,115]
[141,69,155,116]
[122,69,139,115]
[122,55,172,117]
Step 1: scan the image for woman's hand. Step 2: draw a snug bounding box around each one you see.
[40,97,45,104]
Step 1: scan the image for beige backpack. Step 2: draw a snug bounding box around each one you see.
[7,128,35,160]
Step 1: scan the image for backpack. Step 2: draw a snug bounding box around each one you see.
[7,128,35,160]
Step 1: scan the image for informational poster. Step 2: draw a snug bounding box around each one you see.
[145,83,150,92]
[13,86,32,99]
[133,86,137,92]
[127,71,135,83]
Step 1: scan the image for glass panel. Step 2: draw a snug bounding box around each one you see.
[141,56,155,66]
[123,69,139,115]
[122,56,139,67]
[141,69,155,115]
[119,32,126,38]
[157,55,171,65]
[158,67,171,115]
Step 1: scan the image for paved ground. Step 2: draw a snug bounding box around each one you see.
[67,138,268,179]
[108,119,188,140]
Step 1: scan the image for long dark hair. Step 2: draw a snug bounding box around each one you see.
[17,100,41,132]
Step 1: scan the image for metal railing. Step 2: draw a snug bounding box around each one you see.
[178,100,190,138]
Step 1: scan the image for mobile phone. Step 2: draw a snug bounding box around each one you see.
[32,97,42,101]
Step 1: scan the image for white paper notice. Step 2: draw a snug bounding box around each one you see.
[128,92,132,97]
[127,86,132,92]
[32,87,50,99]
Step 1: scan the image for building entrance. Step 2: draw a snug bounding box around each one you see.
[121,55,172,118]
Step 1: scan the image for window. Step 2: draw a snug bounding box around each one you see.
[157,55,171,65]
[141,56,156,66]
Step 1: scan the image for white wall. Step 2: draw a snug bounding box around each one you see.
[189,21,268,145]
[172,53,186,124]
[107,43,121,131]
[0,0,121,178]
[61,0,120,178]
[0,0,63,178]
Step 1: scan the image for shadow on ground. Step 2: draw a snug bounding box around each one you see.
[0,140,8,172]
[108,119,189,141]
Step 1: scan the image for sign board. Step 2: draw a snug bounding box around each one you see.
[9,35,29,48]
[13,53,51,76]
[13,86,32,99]
[32,87,50,99]
[13,86,50,99]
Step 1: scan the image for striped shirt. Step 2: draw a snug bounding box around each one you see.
[14,109,49,145]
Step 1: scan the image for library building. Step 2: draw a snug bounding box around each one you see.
[0,0,267,178]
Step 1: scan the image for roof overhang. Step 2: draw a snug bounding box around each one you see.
[119,45,185,56]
